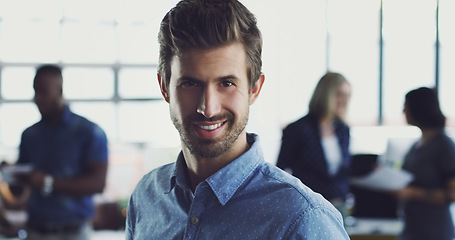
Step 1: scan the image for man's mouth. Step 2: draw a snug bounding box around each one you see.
[198,122,223,131]
[192,120,227,139]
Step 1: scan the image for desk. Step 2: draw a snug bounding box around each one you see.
[347,218,402,240]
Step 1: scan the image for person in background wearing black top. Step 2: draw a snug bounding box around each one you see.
[276,72,352,219]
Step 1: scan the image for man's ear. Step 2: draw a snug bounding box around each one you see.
[249,73,265,105]
[158,73,170,103]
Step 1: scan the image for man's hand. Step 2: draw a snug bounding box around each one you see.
[392,186,419,202]
[23,170,46,189]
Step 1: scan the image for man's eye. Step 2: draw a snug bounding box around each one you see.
[221,81,234,87]
[181,81,197,87]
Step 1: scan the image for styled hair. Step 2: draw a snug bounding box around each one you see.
[35,64,62,78]
[405,87,445,129]
[308,72,350,121]
[158,0,262,91]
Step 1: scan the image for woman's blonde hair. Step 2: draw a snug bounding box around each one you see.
[308,72,350,121]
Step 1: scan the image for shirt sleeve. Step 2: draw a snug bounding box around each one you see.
[284,206,350,240]
[85,124,108,164]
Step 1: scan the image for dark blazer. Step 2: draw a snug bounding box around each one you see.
[276,113,351,200]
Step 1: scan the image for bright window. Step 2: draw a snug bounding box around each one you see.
[0,103,40,146]
[117,24,158,64]
[439,0,455,125]
[61,22,117,63]
[382,0,437,125]
[327,0,380,125]
[0,20,60,63]
[118,67,161,99]
[63,68,114,99]
[1,67,35,100]
[117,101,178,144]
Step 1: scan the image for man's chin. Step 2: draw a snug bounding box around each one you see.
[187,141,228,159]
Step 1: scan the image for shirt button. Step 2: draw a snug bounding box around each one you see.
[191,217,199,224]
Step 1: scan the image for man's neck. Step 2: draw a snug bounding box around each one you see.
[44,104,66,125]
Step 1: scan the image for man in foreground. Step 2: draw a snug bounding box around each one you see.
[126,0,349,239]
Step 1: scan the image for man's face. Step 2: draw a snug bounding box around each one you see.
[33,72,62,119]
[160,43,263,159]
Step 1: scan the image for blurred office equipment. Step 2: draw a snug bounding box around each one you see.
[350,154,399,219]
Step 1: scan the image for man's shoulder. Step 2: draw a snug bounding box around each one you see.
[241,163,346,237]
[22,121,42,134]
[21,120,50,141]
[70,112,98,127]
[69,112,106,135]
[145,162,175,178]
[255,162,333,209]
[134,162,176,192]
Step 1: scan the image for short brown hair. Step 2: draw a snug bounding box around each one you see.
[158,0,262,91]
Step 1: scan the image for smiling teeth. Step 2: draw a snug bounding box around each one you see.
[199,123,222,130]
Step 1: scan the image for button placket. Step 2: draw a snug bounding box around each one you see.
[184,183,211,239]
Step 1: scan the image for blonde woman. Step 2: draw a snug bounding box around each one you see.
[277,72,352,217]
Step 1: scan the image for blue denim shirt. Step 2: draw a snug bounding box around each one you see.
[18,105,108,224]
[126,134,349,239]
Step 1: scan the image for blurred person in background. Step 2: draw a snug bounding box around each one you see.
[393,87,455,240]
[13,64,108,240]
[276,72,352,219]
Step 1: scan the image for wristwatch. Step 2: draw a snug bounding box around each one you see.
[42,175,54,196]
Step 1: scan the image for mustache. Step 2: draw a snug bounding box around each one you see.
[186,112,233,122]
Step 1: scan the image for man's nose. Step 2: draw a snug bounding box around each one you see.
[197,86,221,118]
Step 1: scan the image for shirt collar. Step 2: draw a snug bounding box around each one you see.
[172,152,192,192]
[169,133,264,205]
[206,133,263,205]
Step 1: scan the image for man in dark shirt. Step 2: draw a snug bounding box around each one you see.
[16,64,108,240]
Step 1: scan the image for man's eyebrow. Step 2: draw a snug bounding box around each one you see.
[177,75,239,82]
[219,75,238,81]
[177,76,200,82]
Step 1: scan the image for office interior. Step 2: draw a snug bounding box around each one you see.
[0,0,454,239]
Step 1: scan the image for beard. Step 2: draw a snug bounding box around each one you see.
[171,109,249,159]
